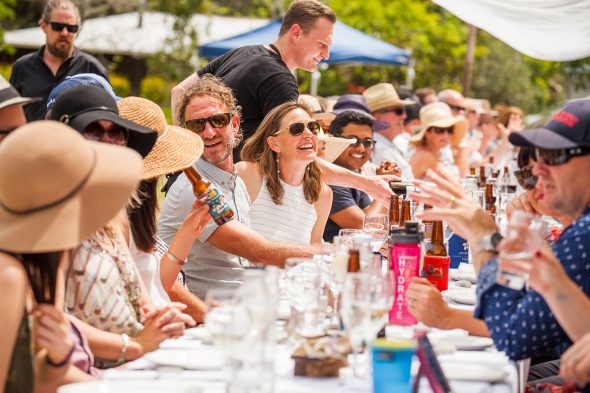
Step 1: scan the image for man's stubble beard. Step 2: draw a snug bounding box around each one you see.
[47,40,72,60]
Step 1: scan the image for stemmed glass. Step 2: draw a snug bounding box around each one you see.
[328,242,349,327]
[284,258,324,338]
[364,271,394,342]
[363,213,389,252]
[340,273,371,378]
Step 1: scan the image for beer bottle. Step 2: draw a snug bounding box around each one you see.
[422,204,434,240]
[348,248,360,273]
[401,200,412,228]
[469,167,476,176]
[184,167,235,225]
[426,220,447,256]
[389,194,400,230]
[478,166,486,188]
[485,182,496,215]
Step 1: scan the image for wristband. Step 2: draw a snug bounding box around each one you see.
[117,333,129,364]
[46,344,75,368]
[165,250,186,266]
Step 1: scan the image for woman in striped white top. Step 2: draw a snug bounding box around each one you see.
[238,101,332,245]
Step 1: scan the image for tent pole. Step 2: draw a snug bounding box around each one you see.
[310,70,321,96]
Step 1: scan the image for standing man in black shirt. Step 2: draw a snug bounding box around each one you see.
[10,0,108,121]
[171,0,335,161]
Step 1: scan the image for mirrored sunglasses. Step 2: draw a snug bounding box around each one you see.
[429,126,454,135]
[513,165,538,190]
[82,122,129,146]
[344,135,377,149]
[185,113,231,134]
[535,146,590,166]
[49,21,79,33]
[273,121,321,137]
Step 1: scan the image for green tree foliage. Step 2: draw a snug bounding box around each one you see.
[0,0,16,53]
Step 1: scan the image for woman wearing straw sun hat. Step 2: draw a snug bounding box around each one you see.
[409,102,469,180]
[117,96,211,322]
[0,121,142,392]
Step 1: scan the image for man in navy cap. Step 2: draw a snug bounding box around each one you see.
[467,99,590,366]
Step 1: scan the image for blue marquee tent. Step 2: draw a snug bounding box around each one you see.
[199,19,411,66]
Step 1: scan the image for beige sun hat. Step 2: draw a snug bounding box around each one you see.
[410,102,468,146]
[0,121,142,253]
[362,83,415,113]
[117,97,204,180]
[317,129,355,162]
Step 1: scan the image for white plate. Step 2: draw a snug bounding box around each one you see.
[442,289,476,305]
[184,327,212,343]
[439,335,494,351]
[59,381,203,393]
[144,348,224,370]
[442,363,508,382]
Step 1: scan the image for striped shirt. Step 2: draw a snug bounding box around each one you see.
[157,159,251,300]
[250,177,317,245]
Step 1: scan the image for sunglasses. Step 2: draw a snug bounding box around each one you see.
[429,126,454,135]
[82,122,129,146]
[185,113,231,134]
[536,146,590,166]
[344,135,377,149]
[448,104,466,113]
[377,107,405,116]
[273,121,321,137]
[48,21,79,33]
[514,165,538,190]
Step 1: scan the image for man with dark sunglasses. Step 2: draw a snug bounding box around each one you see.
[462,99,590,367]
[10,0,108,121]
[322,110,388,241]
[363,83,415,181]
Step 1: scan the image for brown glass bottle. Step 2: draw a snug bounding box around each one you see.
[347,248,360,273]
[389,194,400,229]
[399,200,412,228]
[485,183,496,214]
[184,167,234,225]
[478,166,486,188]
[422,204,434,240]
[426,220,447,256]
[469,167,476,176]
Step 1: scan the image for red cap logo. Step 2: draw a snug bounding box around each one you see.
[552,110,578,128]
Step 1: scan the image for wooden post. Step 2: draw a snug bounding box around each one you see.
[462,24,477,96]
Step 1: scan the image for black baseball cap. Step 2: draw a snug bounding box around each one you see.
[48,85,157,157]
[509,99,590,149]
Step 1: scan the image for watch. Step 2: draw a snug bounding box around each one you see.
[476,232,503,253]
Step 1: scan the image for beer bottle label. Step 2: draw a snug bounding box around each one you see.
[198,186,234,224]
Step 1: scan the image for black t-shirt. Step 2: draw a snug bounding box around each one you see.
[323,185,372,242]
[198,45,299,160]
[10,46,109,121]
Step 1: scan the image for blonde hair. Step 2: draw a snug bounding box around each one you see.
[241,101,322,205]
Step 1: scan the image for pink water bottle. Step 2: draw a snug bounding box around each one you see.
[389,222,422,325]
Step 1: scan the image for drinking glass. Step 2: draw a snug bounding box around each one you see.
[204,287,237,350]
[497,210,548,290]
[363,213,389,252]
[328,243,349,327]
[340,273,371,377]
[284,258,324,337]
[365,271,394,342]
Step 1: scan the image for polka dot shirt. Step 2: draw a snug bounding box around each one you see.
[474,205,590,360]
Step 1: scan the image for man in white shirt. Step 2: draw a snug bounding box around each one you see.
[363,83,415,180]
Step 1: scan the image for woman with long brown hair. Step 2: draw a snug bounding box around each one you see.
[239,101,332,245]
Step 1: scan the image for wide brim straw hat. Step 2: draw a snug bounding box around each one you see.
[117,97,204,180]
[0,121,142,253]
[410,102,468,146]
[317,129,355,162]
[362,83,415,113]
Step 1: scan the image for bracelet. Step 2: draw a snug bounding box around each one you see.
[165,250,186,266]
[46,344,75,368]
[117,333,129,364]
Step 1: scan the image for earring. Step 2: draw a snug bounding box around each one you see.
[276,152,280,176]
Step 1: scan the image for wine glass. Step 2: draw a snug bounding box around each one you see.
[340,273,371,378]
[364,271,394,342]
[363,213,388,252]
